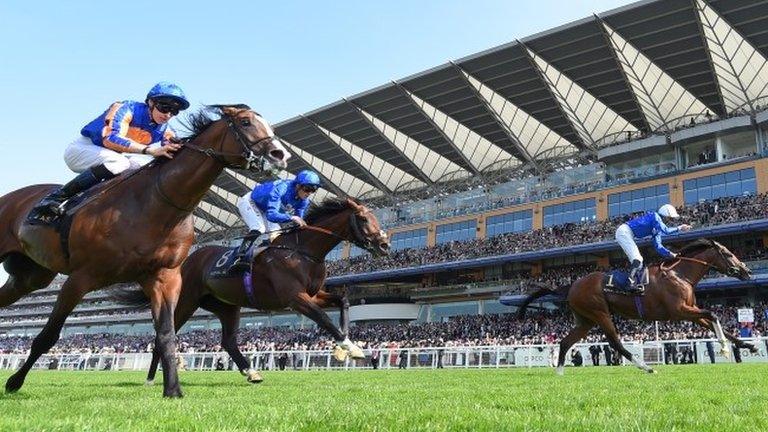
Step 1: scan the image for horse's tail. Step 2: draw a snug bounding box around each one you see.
[108,283,150,309]
[516,282,571,320]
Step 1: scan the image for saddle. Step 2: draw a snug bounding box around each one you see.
[603,268,648,295]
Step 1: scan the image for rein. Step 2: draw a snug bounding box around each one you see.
[659,256,712,272]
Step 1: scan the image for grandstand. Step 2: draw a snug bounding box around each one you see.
[4,0,768,356]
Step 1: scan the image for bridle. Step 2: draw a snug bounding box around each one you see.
[183,117,278,171]
[155,116,279,212]
[661,245,745,278]
[271,208,384,262]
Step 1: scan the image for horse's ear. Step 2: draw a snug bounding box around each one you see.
[346,197,362,211]
[220,106,241,118]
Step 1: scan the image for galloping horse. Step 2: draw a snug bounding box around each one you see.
[517,239,755,374]
[0,105,289,397]
[113,197,390,384]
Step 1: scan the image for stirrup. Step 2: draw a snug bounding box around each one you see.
[228,256,251,273]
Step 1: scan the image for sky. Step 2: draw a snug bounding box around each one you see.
[0,0,631,282]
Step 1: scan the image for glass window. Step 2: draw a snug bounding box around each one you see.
[608,184,670,218]
[391,228,428,251]
[486,209,533,237]
[683,168,756,204]
[543,198,596,227]
[436,220,477,244]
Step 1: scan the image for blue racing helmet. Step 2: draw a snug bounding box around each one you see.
[295,170,321,187]
[146,81,190,110]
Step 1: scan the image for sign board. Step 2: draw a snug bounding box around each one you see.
[738,308,755,323]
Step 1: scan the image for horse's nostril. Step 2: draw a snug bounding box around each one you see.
[270,150,285,161]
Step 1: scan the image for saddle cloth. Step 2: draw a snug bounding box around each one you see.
[207,245,269,279]
[603,268,648,292]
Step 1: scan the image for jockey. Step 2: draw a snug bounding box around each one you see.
[34,82,190,216]
[615,204,692,293]
[229,170,321,272]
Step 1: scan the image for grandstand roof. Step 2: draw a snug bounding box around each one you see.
[195,0,768,235]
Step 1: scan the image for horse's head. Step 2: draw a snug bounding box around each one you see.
[346,198,390,257]
[708,240,752,281]
[189,105,290,173]
[684,239,751,280]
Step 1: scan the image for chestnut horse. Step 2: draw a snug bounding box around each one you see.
[114,197,390,384]
[0,105,289,397]
[517,239,755,374]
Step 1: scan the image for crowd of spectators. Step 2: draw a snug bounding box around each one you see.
[328,193,768,277]
[1,303,764,355]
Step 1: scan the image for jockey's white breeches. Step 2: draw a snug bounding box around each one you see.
[615,223,643,264]
[237,192,280,235]
[64,136,154,175]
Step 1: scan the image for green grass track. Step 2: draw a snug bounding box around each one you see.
[0,364,766,431]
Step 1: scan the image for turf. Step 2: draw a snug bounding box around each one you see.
[0,364,765,431]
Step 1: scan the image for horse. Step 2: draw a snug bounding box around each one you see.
[0,105,289,397]
[517,239,755,375]
[112,197,390,384]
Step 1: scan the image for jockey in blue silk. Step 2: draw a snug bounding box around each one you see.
[229,170,322,272]
[614,204,692,293]
[34,82,190,216]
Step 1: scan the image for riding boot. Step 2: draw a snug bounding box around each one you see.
[628,259,645,294]
[229,229,262,272]
[35,164,115,216]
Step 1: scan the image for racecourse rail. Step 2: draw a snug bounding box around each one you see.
[2,338,766,372]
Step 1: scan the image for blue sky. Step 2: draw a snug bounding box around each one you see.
[0,0,631,281]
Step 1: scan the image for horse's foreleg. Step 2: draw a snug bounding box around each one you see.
[292,292,360,360]
[146,348,160,385]
[143,268,183,398]
[313,290,349,337]
[0,253,56,307]
[5,273,91,393]
[693,318,757,353]
[678,305,730,357]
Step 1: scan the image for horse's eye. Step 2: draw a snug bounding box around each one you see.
[240,119,251,127]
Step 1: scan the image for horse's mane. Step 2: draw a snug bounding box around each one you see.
[304,197,360,224]
[178,104,252,142]
[677,238,715,256]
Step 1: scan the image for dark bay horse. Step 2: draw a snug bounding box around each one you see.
[517,239,754,374]
[114,197,390,384]
[0,105,289,397]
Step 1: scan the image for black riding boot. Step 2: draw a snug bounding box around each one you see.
[628,259,645,294]
[229,229,262,273]
[36,164,115,216]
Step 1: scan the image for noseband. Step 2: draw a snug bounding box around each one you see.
[184,118,277,171]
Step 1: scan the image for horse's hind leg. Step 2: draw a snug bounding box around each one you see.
[556,315,594,375]
[291,291,354,360]
[0,252,56,307]
[5,272,93,393]
[595,314,654,374]
[203,298,261,383]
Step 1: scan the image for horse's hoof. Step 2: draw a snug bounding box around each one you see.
[348,346,365,359]
[5,374,24,393]
[747,345,758,354]
[162,390,183,398]
[144,379,155,386]
[246,370,263,384]
[555,366,564,376]
[647,369,657,374]
[332,346,348,362]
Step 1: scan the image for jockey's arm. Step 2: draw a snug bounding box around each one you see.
[102,103,178,157]
[653,233,676,259]
[653,213,679,235]
[263,184,293,224]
